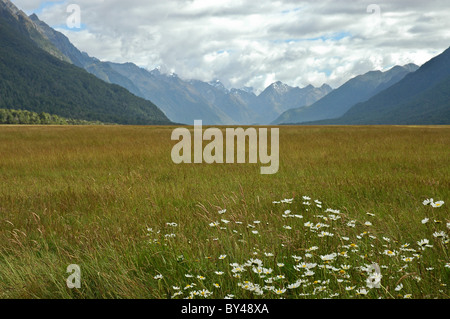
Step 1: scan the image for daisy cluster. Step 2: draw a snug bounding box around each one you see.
[147,196,448,299]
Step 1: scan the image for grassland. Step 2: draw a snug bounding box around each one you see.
[0,125,448,299]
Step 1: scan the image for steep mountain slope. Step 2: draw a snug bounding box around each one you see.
[0,0,69,62]
[0,3,171,125]
[29,13,144,98]
[321,46,450,125]
[272,64,419,124]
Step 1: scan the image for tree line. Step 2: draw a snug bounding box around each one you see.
[0,108,104,125]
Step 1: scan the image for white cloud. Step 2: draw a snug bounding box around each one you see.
[11,0,450,92]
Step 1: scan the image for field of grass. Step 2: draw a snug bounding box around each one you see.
[0,125,448,299]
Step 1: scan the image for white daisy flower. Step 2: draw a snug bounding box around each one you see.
[320,253,337,261]
[395,283,403,291]
[356,288,368,295]
[431,200,444,208]
[433,231,447,239]
[417,239,433,250]
[304,270,315,277]
[383,250,396,256]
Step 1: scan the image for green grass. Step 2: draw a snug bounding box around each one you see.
[0,125,448,299]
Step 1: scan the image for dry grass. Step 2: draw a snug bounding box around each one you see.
[0,125,448,298]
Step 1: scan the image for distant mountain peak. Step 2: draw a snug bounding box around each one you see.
[402,63,419,72]
[150,67,161,76]
[230,87,257,97]
[268,81,291,94]
[240,86,255,94]
[209,79,229,93]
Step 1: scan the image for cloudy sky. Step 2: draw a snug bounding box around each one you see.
[12,0,450,93]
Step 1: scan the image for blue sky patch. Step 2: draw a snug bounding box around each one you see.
[275,31,352,44]
[27,0,66,16]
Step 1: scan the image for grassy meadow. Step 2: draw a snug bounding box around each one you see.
[0,125,448,299]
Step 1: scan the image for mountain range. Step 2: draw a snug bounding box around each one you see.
[27,11,332,125]
[272,64,419,124]
[1,0,449,126]
[299,46,450,125]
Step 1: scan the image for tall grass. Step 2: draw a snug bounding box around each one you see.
[0,125,448,299]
